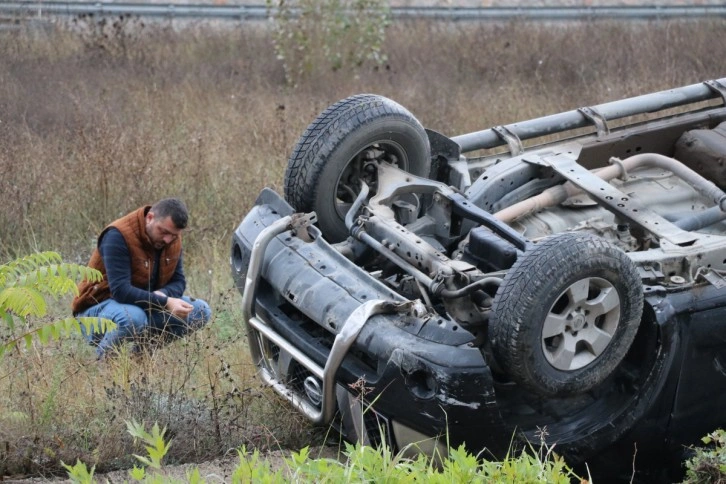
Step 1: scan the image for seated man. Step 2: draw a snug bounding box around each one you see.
[72,198,211,358]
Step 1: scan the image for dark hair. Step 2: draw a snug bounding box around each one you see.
[150,198,188,229]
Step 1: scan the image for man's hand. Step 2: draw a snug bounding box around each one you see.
[164,296,193,318]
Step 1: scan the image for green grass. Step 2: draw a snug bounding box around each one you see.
[63,420,586,483]
[1,12,726,478]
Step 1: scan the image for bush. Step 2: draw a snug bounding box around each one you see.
[267,0,390,86]
[683,429,726,483]
[0,251,112,359]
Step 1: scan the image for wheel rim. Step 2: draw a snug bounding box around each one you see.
[333,141,408,222]
[541,277,621,371]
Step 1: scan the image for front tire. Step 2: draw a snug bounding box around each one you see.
[489,232,643,397]
[284,94,431,242]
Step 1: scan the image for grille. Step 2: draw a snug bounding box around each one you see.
[288,361,316,404]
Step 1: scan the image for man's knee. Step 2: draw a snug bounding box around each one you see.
[91,302,149,357]
[80,301,145,333]
[84,301,149,340]
[111,305,149,333]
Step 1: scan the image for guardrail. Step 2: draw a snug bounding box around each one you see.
[2,1,726,22]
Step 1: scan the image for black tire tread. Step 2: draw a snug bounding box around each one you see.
[490,232,643,396]
[284,94,426,213]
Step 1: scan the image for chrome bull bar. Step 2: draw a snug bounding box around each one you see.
[241,212,415,425]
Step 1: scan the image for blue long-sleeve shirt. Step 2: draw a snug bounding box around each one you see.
[98,228,186,310]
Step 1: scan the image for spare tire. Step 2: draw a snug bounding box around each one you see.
[284,94,431,242]
[489,232,643,397]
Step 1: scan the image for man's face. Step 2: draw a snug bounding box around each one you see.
[145,212,182,250]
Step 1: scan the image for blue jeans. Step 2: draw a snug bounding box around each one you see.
[78,296,212,358]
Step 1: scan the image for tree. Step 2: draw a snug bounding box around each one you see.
[0,251,114,358]
[267,0,390,86]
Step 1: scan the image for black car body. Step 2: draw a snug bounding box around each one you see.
[231,79,726,481]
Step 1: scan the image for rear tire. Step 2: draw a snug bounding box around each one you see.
[490,232,643,396]
[284,94,431,242]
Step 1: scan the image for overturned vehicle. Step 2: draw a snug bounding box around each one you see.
[231,79,726,481]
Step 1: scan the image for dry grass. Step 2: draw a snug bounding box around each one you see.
[1,14,725,477]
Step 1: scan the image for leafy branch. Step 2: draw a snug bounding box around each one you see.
[0,251,115,358]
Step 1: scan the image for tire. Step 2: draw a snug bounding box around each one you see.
[284,94,431,242]
[489,232,643,397]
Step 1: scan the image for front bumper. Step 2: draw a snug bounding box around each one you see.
[230,189,510,453]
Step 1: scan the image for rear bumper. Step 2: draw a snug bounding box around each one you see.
[230,188,509,452]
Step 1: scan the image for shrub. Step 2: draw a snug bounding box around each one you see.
[0,251,113,358]
[266,0,390,86]
[683,429,726,483]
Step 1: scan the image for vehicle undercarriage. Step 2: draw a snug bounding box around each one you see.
[232,79,726,481]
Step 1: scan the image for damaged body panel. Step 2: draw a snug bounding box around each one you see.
[231,79,726,481]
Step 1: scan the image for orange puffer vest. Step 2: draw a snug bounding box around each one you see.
[72,206,182,314]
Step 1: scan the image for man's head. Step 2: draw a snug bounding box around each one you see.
[145,198,188,249]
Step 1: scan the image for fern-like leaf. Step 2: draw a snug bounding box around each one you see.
[0,252,63,281]
[76,316,116,335]
[0,286,47,317]
[2,317,115,356]
[1,252,112,359]
[6,261,101,293]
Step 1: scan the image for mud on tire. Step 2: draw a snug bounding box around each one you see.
[489,232,643,397]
